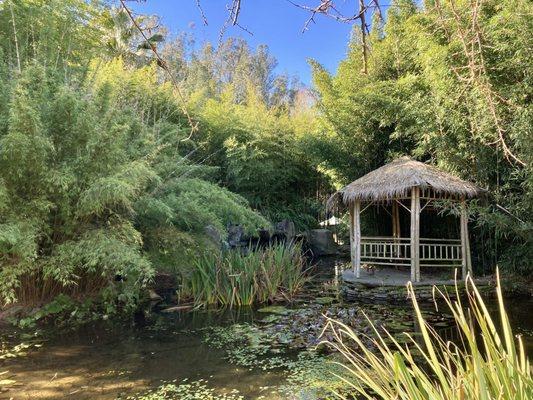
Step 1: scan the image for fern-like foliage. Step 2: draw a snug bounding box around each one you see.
[0,56,268,307]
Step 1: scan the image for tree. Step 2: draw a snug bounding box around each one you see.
[311,0,533,273]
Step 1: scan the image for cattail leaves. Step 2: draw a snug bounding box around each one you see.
[322,274,533,399]
[181,242,308,307]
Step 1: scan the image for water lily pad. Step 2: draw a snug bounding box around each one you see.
[314,297,335,305]
[260,314,280,323]
[392,335,412,344]
[257,306,289,315]
[385,322,412,331]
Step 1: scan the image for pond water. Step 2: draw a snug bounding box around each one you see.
[1,309,286,399]
[1,258,532,400]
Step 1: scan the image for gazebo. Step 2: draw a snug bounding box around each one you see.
[328,157,481,283]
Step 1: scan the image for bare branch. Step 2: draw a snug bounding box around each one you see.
[231,0,242,25]
[285,1,381,72]
[358,0,368,73]
[286,0,379,30]
[118,0,198,140]
[195,0,208,25]
[219,0,252,42]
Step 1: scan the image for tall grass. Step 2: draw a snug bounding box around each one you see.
[323,271,532,400]
[180,242,308,307]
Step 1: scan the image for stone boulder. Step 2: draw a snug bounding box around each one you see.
[227,224,244,248]
[258,228,271,245]
[274,219,296,243]
[152,273,177,299]
[147,289,163,303]
[306,229,337,256]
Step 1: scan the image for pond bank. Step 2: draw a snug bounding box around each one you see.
[1,257,532,399]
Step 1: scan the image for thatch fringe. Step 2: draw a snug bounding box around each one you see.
[328,157,482,210]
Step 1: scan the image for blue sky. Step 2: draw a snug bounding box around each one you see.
[130,0,360,85]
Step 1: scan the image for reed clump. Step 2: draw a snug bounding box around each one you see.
[180,242,308,307]
[322,271,532,400]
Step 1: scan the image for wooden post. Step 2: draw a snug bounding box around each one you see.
[392,201,401,256]
[353,200,361,278]
[460,199,472,278]
[410,187,420,282]
[349,206,354,271]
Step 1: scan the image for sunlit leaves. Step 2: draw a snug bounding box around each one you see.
[311,0,533,272]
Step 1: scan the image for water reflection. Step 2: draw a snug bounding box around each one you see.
[1,256,531,399]
[1,310,286,399]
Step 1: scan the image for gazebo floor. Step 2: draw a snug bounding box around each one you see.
[341,267,492,302]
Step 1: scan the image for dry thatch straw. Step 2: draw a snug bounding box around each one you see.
[328,157,482,209]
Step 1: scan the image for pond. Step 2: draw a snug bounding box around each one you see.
[1,258,532,399]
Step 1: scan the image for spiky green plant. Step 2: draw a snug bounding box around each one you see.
[322,271,532,400]
[181,242,308,307]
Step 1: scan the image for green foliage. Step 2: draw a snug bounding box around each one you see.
[14,291,135,329]
[195,94,326,229]
[124,380,244,400]
[0,60,160,305]
[1,0,529,316]
[0,6,270,308]
[0,222,37,262]
[323,273,533,399]
[181,242,308,307]
[161,35,331,229]
[17,294,79,328]
[0,0,102,71]
[140,178,269,238]
[136,176,270,275]
[78,161,158,218]
[143,228,206,276]
[311,0,533,273]
[0,0,333,313]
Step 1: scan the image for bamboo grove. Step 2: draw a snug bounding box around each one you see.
[0,0,531,310]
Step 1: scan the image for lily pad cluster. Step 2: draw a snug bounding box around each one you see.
[122,379,244,400]
[203,324,286,369]
[255,302,455,351]
[201,323,353,399]
[200,301,456,399]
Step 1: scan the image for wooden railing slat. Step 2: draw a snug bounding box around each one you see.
[359,236,462,267]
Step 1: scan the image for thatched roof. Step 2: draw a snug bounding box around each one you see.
[329,157,481,207]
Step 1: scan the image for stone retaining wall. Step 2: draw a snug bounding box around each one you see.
[342,280,494,303]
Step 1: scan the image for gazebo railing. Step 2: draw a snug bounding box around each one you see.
[420,238,462,267]
[360,237,410,266]
[360,236,462,268]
